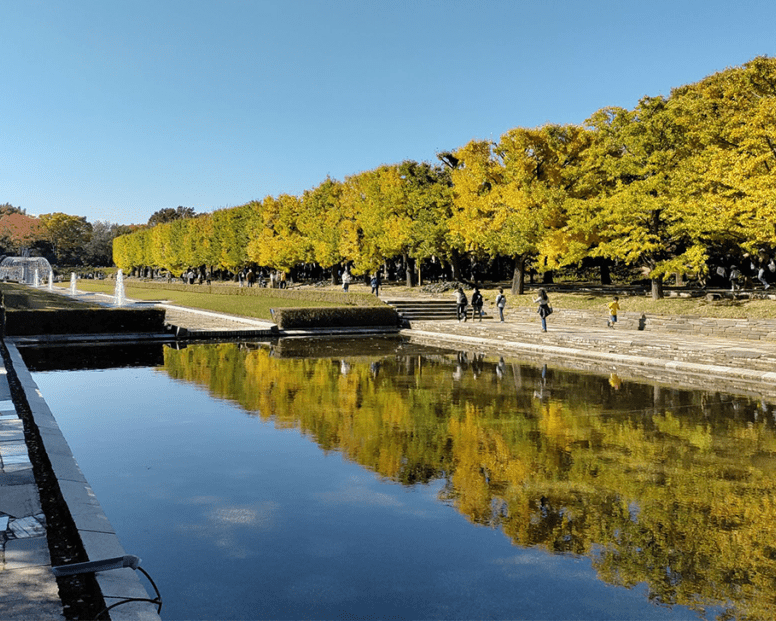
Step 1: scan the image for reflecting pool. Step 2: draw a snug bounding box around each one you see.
[24,337,776,620]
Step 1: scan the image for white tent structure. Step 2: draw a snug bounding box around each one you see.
[0,256,54,285]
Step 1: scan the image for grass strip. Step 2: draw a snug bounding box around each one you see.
[57,281,334,321]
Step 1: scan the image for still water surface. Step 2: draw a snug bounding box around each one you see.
[24,338,776,620]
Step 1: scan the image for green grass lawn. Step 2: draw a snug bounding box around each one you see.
[0,282,99,309]
[58,280,335,321]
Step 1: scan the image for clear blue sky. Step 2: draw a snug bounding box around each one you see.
[3,0,775,225]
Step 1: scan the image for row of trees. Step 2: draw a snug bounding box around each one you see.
[0,204,201,268]
[114,57,776,298]
[0,203,128,266]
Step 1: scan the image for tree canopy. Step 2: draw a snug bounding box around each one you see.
[148,206,197,227]
[0,212,46,256]
[112,57,776,298]
[39,213,93,265]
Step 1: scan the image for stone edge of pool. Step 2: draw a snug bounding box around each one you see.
[403,328,776,401]
[5,342,161,621]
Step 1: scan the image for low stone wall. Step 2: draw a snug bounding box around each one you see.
[502,307,776,341]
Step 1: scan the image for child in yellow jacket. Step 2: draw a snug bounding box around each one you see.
[607,296,620,328]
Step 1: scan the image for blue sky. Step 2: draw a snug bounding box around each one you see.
[3,0,775,225]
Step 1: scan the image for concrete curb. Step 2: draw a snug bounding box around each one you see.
[5,343,161,621]
[158,303,277,328]
[405,329,776,400]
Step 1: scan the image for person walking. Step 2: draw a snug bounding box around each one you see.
[534,288,551,332]
[370,272,381,296]
[757,264,771,290]
[495,288,506,322]
[471,287,483,321]
[729,265,741,291]
[607,296,620,328]
[342,269,351,292]
[455,287,468,322]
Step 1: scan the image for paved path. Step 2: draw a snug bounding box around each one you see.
[160,303,275,337]
[406,315,776,400]
[0,358,64,619]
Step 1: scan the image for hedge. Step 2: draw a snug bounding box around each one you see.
[4,308,167,336]
[270,306,400,329]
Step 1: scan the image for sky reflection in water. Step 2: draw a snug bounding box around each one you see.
[27,337,775,620]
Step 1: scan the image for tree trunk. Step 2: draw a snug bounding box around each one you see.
[651,277,664,300]
[675,272,684,286]
[450,250,462,282]
[600,261,611,285]
[417,260,422,287]
[511,254,527,295]
[542,271,554,284]
[404,253,412,287]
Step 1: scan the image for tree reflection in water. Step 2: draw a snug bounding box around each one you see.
[162,339,776,620]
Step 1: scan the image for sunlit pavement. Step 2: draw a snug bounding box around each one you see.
[405,315,776,401]
[0,363,64,620]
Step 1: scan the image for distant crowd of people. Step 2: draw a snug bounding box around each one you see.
[711,253,775,291]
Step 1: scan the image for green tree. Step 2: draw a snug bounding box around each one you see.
[82,220,121,266]
[0,203,26,216]
[147,206,197,227]
[396,160,455,286]
[39,213,93,265]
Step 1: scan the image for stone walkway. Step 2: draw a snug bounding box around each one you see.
[0,360,64,619]
[159,303,276,338]
[406,313,776,400]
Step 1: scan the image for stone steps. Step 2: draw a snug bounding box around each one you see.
[385,299,492,321]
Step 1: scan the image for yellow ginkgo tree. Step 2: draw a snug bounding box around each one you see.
[299,178,346,283]
[451,125,590,294]
[670,56,776,262]
[247,195,307,274]
[565,98,691,299]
